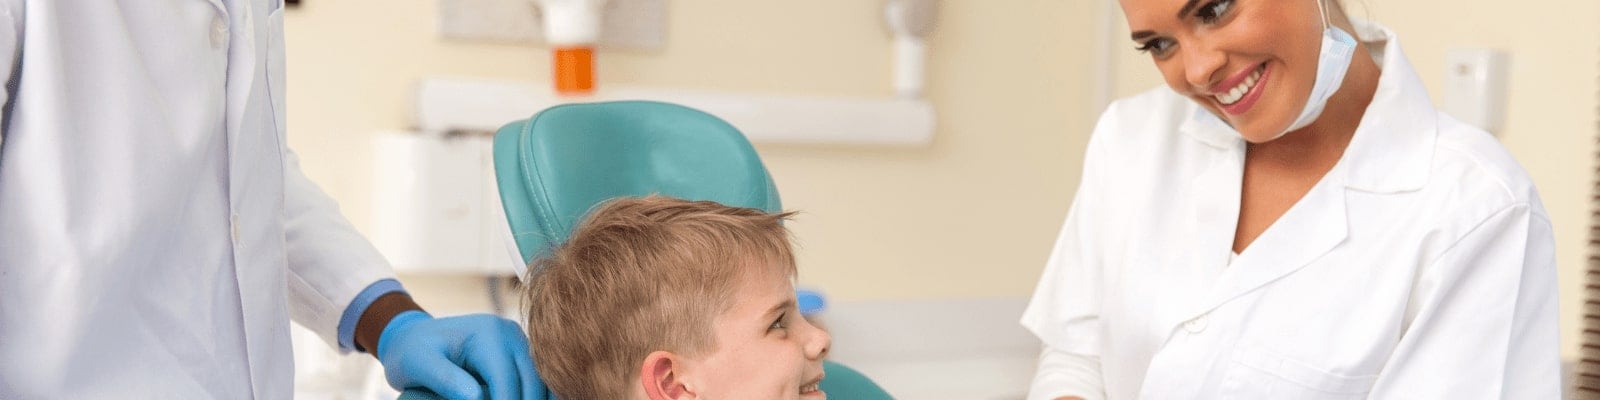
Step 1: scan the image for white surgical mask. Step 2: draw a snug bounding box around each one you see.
[1272,0,1358,139]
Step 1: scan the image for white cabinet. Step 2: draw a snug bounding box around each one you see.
[371,132,521,275]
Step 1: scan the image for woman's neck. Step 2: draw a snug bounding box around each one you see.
[1248,40,1382,173]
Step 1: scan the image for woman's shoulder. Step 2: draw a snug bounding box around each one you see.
[1099,86,1195,131]
[1423,113,1546,217]
[1075,87,1220,197]
[1088,86,1200,152]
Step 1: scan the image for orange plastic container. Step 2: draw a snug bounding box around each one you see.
[553,47,595,94]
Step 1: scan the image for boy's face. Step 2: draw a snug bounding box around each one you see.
[680,266,831,399]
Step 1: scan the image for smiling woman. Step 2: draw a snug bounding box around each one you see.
[1020,0,1562,399]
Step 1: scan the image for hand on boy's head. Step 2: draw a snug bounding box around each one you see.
[640,267,830,400]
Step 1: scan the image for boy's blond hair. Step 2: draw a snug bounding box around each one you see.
[522,196,797,399]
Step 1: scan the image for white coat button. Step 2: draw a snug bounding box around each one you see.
[210,17,229,49]
[230,213,241,242]
[1184,314,1209,333]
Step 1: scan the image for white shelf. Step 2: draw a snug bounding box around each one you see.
[414,77,937,146]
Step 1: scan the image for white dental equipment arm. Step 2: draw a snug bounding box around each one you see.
[884,0,938,99]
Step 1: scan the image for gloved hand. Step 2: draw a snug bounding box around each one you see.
[376,310,554,400]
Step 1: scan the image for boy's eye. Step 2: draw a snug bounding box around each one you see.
[769,312,788,330]
[1195,0,1234,24]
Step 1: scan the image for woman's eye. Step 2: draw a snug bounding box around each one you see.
[1135,39,1175,57]
[1196,0,1234,24]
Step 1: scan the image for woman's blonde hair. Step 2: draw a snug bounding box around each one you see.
[522,195,797,399]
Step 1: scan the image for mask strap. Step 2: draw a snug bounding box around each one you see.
[1316,0,1330,31]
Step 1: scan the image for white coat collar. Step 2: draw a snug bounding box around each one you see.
[1170,21,1436,326]
[1179,20,1438,193]
[1339,20,1438,193]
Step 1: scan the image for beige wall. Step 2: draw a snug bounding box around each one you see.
[286,0,1598,358]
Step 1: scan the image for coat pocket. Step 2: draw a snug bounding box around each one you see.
[1221,345,1379,399]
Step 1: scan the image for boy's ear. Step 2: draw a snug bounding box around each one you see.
[640,351,696,400]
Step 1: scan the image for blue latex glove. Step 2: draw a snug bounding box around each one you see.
[377,310,553,400]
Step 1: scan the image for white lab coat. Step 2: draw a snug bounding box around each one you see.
[1021,21,1559,400]
[0,1,395,398]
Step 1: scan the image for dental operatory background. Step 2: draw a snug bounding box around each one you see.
[280,0,1598,398]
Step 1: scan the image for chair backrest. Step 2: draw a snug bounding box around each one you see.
[493,100,782,268]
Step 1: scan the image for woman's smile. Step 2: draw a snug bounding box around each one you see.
[1215,62,1270,116]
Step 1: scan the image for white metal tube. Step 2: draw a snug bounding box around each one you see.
[536,0,607,46]
[893,36,927,99]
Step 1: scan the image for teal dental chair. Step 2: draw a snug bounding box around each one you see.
[397,101,892,400]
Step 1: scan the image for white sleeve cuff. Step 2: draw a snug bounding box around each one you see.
[1027,346,1107,400]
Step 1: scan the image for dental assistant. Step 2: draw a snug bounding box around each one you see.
[0,1,548,399]
[1021,0,1559,399]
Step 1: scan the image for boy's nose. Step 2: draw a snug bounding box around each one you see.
[805,325,832,359]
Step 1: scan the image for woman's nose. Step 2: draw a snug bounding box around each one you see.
[1182,45,1227,91]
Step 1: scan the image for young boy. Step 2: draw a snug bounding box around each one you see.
[523,196,831,399]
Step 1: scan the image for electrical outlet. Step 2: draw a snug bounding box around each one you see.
[438,0,665,50]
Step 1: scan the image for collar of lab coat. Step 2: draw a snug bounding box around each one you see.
[1170,21,1439,325]
[1179,20,1438,194]
[1339,20,1438,194]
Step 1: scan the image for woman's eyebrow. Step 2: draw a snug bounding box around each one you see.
[1175,0,1203,18]
[1131,0,1204,41]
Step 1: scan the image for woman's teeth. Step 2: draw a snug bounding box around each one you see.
[1217,65,1264,106]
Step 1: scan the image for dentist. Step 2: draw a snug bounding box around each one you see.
[0,1,549,399]
[1022,0,1559,398]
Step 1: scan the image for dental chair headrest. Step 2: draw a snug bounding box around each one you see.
[493,100,783,274]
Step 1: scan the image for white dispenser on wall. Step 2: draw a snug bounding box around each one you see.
[370,132,520,275]
[1443,48,1512,135]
